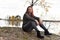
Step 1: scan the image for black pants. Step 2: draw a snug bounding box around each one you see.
[22,21,47,32]
[22,21,38,32]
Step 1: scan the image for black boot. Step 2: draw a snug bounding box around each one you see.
[39,24,52,35]
[37,31,44,39]
[44,29,52,35]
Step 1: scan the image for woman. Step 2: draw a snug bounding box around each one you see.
[22,6,52,38]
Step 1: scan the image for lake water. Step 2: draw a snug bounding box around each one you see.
[0,20,60,36]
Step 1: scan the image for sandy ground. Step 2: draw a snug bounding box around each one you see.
[0,27,60,40]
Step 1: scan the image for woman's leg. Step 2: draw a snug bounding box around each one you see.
[23,21,44,38]
[30,21,44,38]
[22,21,34,32]
[37,18,52,35]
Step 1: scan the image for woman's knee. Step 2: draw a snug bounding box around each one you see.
[30,21,37,25]
[37,18,43,23]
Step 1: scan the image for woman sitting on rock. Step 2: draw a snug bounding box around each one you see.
[22,6,52,39]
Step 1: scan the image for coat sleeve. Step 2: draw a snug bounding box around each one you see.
[25,14,36,21]
[33,16,40,21]
[33,16,39,20]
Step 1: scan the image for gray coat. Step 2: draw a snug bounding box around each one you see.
[22,13,39,32]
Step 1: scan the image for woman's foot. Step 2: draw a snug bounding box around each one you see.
[44,30,52,35]
[45,33,52,35]
[37,35,44,39]
[37,31,44,39]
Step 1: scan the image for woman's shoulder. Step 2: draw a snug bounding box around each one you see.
[24,13,29,16]
[23,13,27,17]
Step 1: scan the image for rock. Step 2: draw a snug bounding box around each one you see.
[0,27,60,40]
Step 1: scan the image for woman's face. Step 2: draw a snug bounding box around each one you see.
[28,7,33,13]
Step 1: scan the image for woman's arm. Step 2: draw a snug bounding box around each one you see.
[33,16,43,24]
[25,14,36,21]
[33,16,39,20]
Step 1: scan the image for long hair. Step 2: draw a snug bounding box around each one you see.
[25,6,34,17]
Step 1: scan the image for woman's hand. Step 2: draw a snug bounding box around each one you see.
[35,20,39,25]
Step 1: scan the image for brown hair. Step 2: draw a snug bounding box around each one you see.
[25,6,34,17]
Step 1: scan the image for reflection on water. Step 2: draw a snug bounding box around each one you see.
[0,20,23,27]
